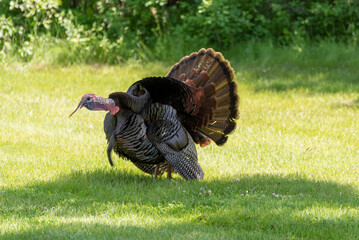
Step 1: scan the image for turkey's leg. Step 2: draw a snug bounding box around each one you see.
[167,166,173,180]
[154,164,159,179]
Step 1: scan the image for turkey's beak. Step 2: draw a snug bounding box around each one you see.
[69,99,86,117]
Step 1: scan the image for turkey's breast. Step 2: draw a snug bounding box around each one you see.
[110,109,165,164]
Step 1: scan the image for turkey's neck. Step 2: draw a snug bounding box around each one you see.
[94,96,119,115]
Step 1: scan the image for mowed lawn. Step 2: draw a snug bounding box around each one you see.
[1,46,359,239]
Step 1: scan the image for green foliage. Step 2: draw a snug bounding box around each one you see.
[0,15,16,53]
[177,0,359,47]
[1,0,359,63]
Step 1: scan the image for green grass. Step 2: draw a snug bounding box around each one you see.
[1,43,359,239]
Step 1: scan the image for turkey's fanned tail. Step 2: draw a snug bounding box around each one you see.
[167,48,239,146]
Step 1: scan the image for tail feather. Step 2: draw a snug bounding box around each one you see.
[203,83,216,98]
[216,81,238,98]
[193,50,215,79]
[209,120,236,134]
[167,48,239,146]
[169,50,205,80]
[198,127,228,146]
[178,73,186,82]
[217,95,236,108]
[213,108,234,120]
[197,71,210,87]
[190,49,207,76]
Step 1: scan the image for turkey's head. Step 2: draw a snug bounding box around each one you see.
[70,94,120,117]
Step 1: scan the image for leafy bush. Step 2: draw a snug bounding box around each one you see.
[176,0,359,47]
[1,0,359,64]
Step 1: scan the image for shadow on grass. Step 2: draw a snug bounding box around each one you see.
[2,169,359,239]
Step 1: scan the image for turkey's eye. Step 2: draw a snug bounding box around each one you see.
[86,97,91,101]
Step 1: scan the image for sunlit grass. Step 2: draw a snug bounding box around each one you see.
[1,43,359,239]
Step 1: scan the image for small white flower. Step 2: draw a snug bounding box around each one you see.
[272,192,280,198]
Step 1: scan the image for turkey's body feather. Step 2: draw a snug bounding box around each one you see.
[101,48,238,180]
[104,103,203,180]
[105,109,163,165]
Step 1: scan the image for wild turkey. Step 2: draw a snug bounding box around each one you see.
[70,48,239,180]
